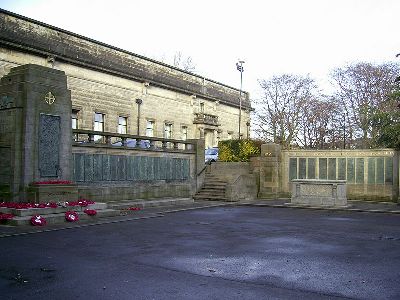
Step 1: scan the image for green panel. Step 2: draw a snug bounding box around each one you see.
[84,154,94,182]
[117,156,126,181]
[73,153,85,182]
[299,158,306,179]
[180,159,185,180]
[346,158,355,183]
[147,157,155,181]
[154,157,161,180]
[102,155,111,181]
[110,155,118,181]
[93,154,103,181]
[183,159,189,179]
[166,158,172,180]
[328,158,336,180]
[338,158,346,180]
[319,158,327,180]
[356,158,364,184]
[172,158,178,180]
[307,158,316,179]
[385,157,393,184]
[376,157,384,184]
[126,156,134,181]
[159,157,167,180]
[289,158,297,181]
[139,156,147,180]
[133,156,140,181]
[367,158,376,184]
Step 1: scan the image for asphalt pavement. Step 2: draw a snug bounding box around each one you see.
[1,204,400,299]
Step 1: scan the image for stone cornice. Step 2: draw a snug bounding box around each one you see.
[0,9,251,110]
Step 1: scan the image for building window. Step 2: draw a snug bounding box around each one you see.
[72,109,79,141]
[118,116,127,134]
[164,123,172,139]
[94,112,105,141]
[146,120,154,137]
[181,126,188,140]
[72,110,79,130]
[200,102,204,113]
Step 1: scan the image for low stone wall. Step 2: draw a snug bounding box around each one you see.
[207,162,258,202]
[226,174,257,202]
[207,162,252,182]
[291,179,347,207]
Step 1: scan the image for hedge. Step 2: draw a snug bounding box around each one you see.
[218,139,261,162]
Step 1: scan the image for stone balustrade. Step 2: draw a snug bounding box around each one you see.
[193,113,219,126]
[73,129,195,153]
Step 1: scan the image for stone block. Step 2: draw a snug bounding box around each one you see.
[291,179,347,207]
[27,184,78,203]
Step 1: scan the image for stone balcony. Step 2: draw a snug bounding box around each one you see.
[193,113,219,126]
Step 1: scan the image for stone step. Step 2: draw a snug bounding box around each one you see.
[7,209,120,226]
[204,180,227,184]
[193,195,227,201]
[1,203,108,217]
[196,189,225,195]
[108,198,194,210]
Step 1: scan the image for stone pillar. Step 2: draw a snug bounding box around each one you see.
[257,143,282,199]
[0,64,72,200]
[188,138,205,192]
[394,150,399,203]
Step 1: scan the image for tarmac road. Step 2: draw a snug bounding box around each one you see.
[1,206,400,299]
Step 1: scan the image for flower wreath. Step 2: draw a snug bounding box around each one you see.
[84,209,97,216]
[65,211,79,222]
[30,215,47,226]
[128,207,141,211]
[0,213,15,222]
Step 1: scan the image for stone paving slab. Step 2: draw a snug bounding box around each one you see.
[242,198,400,214]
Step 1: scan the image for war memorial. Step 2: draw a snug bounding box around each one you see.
[0,8,398,224]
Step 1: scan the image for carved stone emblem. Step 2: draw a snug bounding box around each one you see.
[45,92,56,105]
[0,95,14,109]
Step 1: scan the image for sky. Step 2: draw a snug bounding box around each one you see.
[0,0,399,101]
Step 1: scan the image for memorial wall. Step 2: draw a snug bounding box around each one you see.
[281,149,399,201]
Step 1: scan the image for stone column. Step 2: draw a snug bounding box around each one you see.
[0,64,72,200]
[188,138,205,192]
[257,143,282,199]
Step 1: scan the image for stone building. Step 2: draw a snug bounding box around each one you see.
[0,9,251,149]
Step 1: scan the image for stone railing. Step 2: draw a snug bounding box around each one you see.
[193,113,219,126]
[72,129,195,153]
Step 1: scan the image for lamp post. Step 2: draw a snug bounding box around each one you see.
[135,98,143,135]
[236,60,245,139]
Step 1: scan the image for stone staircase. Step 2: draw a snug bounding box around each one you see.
[193,174,228,201]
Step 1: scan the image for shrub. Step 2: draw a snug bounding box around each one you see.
[218,139,261,162]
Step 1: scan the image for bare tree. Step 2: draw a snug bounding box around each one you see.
[154,51,196,72]
[255,74,318,149]
[172,51,196,72]
[297,96,339,149]
[330,62,399,148]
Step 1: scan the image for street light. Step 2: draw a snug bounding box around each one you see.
[135,98,143,135]
[236,60,245,139]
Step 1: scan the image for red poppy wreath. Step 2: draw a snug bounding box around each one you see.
[65,211,79,222]
[84,209,97,216]
[30,215,47,226]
